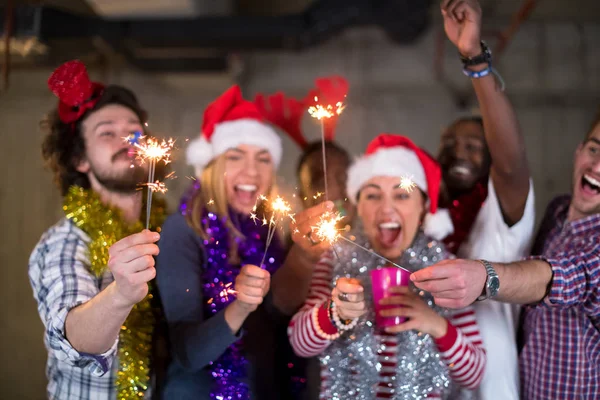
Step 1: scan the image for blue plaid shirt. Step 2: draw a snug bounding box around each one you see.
[521,195,600,399]
[29,218,118,400]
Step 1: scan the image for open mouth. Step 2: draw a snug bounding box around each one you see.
[234,184,258,204]
[581,174,600,196]
[377,221,402,248]
[447,162,475,179]
[113,149,135,163]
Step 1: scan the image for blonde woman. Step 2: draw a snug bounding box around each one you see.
[156,86,332,399]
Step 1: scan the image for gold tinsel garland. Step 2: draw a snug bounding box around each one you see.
[63,186,166,400]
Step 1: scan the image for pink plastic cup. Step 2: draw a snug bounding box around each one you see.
[370,266,411,328]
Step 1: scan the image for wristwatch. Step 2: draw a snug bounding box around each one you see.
[460,41,492,67]
[476,259,500,301]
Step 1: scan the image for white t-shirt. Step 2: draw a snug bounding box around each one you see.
[457,178,535,400]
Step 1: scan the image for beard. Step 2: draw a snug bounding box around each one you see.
[90,151,148,194]
[92,165,147,194]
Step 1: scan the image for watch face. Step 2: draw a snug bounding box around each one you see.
[488,276,500,294]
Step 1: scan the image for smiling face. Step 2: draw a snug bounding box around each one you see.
[569,122,600,221]
[76,104,147,193]
[223,144,275,214]
[438,119,491,195]
[357,176,426,259]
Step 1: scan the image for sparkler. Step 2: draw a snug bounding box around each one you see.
[207,282,238,304]
[311,211,345,243]
[307,76,348,202]
[338,236,411,274]
[312,212,411,274]
[125,132,175,228]
[308,96,345,202]
[399,175,417,193]
[251,195,295,269]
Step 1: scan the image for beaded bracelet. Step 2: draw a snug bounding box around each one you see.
[462,65,506,91]
[462,65,492,78]
[312,305,340,341]
[330,298,359,331]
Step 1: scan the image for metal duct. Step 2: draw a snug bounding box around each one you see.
[0,0,432,72]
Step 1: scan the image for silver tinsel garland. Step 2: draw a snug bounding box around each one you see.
[321,227,475,400]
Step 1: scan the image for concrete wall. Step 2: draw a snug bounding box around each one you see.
[0,20,598,398]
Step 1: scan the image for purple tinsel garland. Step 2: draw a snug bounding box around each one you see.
[180,183,283,400]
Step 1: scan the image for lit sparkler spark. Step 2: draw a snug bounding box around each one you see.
[126,135,176,229]
[308,92,346,203]
[308,96,345,120]
[165,171,177,180]
[134,137,175,165]
[399,175,416,193]
[207,282,238,304]
[270,196,293,219]
[310,213,411,274]
[312,192,324,200]
[251,195,295,268]
[146,181,167,194]
[311,211,345,243]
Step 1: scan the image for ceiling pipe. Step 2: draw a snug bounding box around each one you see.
[494,0,538,59]
[1,1,432,72]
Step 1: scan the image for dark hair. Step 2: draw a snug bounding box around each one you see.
[585,106,600,141]
[449,115,484,130]
[41,85,148,196]
[446,115,491,170]
[295,140,350,178]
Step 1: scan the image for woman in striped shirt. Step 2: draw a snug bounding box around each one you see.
[288,134,486,399]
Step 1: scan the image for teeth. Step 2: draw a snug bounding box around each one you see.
[451,166,470,175]
[379,222,400,229]
[584,174,600,188]
[236,184,257,192]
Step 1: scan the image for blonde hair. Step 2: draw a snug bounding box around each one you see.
[186,153,277,263]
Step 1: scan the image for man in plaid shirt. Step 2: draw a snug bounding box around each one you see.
[29,61,160,399]
[412,108,600,399]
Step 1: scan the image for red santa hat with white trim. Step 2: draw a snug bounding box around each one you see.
[346,134,454,241]
[186,85,282,175]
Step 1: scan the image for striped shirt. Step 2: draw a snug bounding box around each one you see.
[288,252,486,399]
[28,218,118,400]
[521,195,600,399]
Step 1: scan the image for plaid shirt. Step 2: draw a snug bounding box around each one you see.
[520,195,600,399]
[28,218,118,400]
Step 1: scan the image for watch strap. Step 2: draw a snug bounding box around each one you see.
[476,259,498,301]
[460,41,492,67]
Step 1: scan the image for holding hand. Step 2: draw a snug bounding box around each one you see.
[333,278,367,320]
[290,201,336,260]
[410,259,486,309]
[108,229,161,308]
[441,0,483,57]
[234,264,271,312]
[380,286,448,338]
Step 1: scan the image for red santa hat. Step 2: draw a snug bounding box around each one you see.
[347,134,454,241]
[186,85,282,175]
